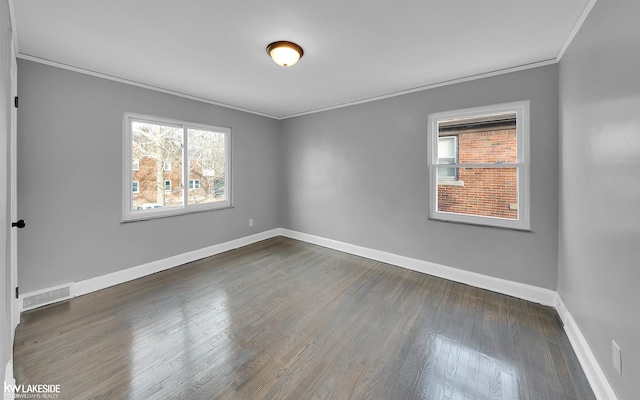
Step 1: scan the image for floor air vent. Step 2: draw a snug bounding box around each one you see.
[22,284,73,311]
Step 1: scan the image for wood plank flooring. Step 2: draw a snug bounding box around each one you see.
[13,237,595,399]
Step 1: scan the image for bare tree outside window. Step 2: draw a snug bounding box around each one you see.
[124,113,231,221]
[187,128,226,205]
[131,121,183,208]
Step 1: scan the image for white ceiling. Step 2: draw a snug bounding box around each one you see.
[12,0,592,119]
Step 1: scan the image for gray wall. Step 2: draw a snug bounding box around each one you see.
[281,65,559,289]
[17,60,282,293]
[1,0,13,379]
[558,0,640,398]
[12,4,640,397]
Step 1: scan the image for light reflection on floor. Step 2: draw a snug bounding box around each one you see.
[415,334,517,400]
[128,288,238,396]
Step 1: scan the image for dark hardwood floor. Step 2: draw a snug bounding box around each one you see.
[13,237,595,399]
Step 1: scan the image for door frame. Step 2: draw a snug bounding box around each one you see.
[10,37,18,338]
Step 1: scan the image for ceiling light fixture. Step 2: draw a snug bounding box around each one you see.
[266,41,304,67]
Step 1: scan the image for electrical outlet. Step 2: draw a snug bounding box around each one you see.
[612,340,622,375]
[249,219,254,227]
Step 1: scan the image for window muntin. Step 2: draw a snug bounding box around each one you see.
[124,113,231,221]
[428,101,529,230]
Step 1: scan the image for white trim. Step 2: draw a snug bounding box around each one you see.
[556,293,617,400]
[73,229,279,298]
[555,0,599,61]
[16,54,559,121]
[15,228,614,399]
[18,227,556,311]
[279,228,556,306]
[17,229,280,311]
[427,101,530,231]
[11,0,596,122]
[16,54,277,119]
[4,360,15,392]
[8,0,18,53]
[9,36,19,341]
[123,112,232,221]
[282,60,556,120]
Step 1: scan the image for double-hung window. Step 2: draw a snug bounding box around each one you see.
[123,113,231,221]
[427,101,530,230]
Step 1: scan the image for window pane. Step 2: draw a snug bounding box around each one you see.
[438,112,516,164]
[438,165,457,179]
[437,167,518,220]
[438,137,456,160]
[131,121,183,211]
[187,128,226,205]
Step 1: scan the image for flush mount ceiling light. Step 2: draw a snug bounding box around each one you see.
[266,41,304,67]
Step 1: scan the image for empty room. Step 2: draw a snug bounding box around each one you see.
[1,0,638,399]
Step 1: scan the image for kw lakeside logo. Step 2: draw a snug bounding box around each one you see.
[3,383,60,399]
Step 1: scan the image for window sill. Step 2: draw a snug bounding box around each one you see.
[122,204,233,223]
[429,211,530,231]
[437,180,465,187]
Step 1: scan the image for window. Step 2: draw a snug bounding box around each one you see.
[124,113,231,221]
[189,179,201,190]
[437,136,458,181]
[427,101,530,230]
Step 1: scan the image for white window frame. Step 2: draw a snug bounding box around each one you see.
[427,101,530,230]
[123,113,232,222]
[163,160,171,172]
[164,180,171,192]
[189,179,201,190]
[132,181,139,193]
[132,159,139,171]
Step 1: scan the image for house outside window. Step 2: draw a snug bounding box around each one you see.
[189,179,201,190]
[124,113,231,221]
[437,136,458,181]
[428,101,530,230]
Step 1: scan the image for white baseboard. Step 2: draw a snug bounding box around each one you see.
[4,360,15,392]
[21,227,555,311]
[555,293,617,400]
[20,229,281,311]
[279,228,557,306]
[15,227,614,399]
[74,228,280,298]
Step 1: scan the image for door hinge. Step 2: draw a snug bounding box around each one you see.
[15,287,19,299]
[14,96,18,108]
